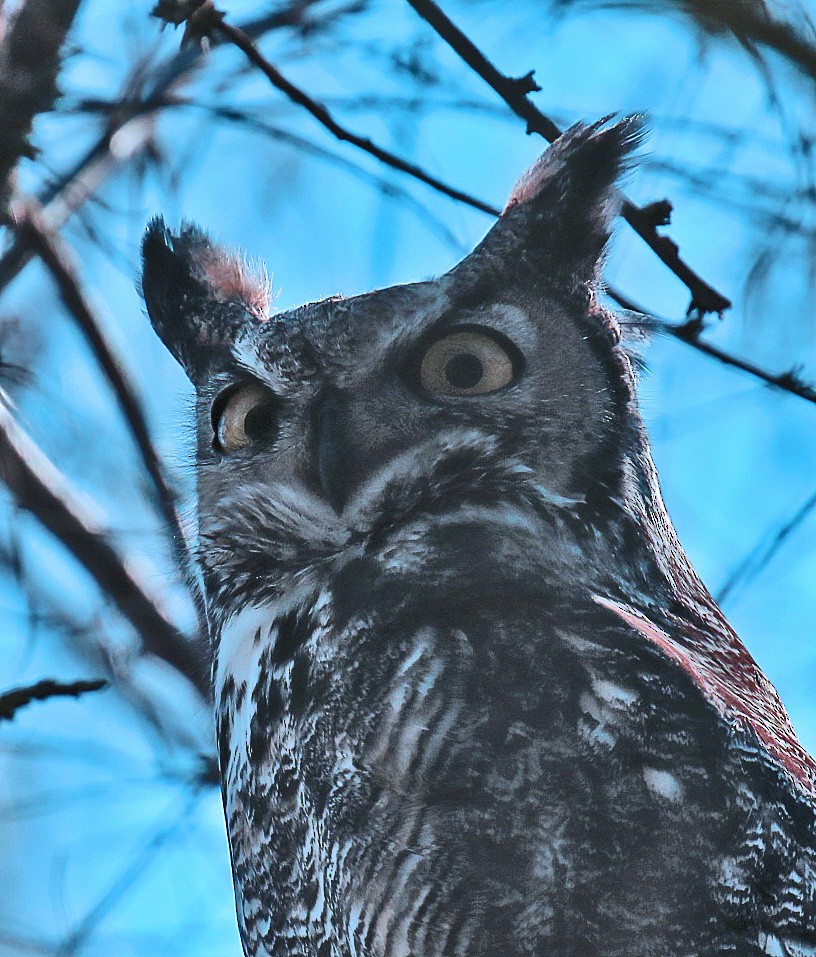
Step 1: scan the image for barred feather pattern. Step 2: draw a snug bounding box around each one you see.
[211,429,816,957]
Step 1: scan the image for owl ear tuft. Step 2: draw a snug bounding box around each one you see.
[503,114,644,217]
[141,217,270,383]
[462,115,646,287]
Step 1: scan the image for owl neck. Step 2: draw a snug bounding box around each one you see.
[596,408,724,634]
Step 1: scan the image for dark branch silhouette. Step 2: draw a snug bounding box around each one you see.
[206,18,499,215]
[0,0,82,206]
[0,0,339,298]
[0,1,810,952]
[156,4,816,410]
[404,0,732,317]
[606,287,816,407]
[0,113,158,296]
[0,678,107,722]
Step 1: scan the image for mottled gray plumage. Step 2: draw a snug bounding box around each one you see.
[142,118,816,956]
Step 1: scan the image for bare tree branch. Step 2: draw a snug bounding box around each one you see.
[0,0,82,205]
[9,197,191,563]
[0,0,334,298]
[188,101,466,250]
[407,0,560,137]
[606,286,816,406]
[172,7,815,410]
[404,0,732,316]
[0,396,208,699]
[0,678,107,722]
[669,324,816,404]
[210,17,498,215]
[0,114,158,296]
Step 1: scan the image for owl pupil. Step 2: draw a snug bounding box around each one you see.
[445,353,483,389]
[243,401,279,443]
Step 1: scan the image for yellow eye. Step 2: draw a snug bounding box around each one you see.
[212,382,279,453]
[419,330,518,396]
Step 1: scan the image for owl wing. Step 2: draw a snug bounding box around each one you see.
[595,595,816,953]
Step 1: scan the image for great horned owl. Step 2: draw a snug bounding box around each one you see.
[142,118,816,957]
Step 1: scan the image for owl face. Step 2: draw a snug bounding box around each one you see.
[143,117,643,622]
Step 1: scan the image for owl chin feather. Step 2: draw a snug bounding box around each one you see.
[198,426,587,626]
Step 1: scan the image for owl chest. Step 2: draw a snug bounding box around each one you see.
[213,588,797,957]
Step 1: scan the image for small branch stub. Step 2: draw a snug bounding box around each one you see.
[509,70,541,96]
[639,198,673,227]
[144,0,816,409]
[0,678,107,722]
[152,0,225,46]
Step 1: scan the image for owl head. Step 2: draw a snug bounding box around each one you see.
[142,117,659,621]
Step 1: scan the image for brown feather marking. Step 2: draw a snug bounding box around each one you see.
[193,246,272,321]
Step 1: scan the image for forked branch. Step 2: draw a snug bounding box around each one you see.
[606,286,816,407]
[152,2,816,409]
[0,0,330,297]
[213,18,498,215]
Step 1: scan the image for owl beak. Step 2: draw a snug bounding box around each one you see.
[315,393,351,515]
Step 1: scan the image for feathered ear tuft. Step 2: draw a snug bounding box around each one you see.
[141,217,270,384]
[508,114,645,275]
[455,115,646,289]
[503,114,645,216]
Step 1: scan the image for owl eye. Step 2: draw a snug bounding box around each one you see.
[212,382,280,453]
[418,329,518,396]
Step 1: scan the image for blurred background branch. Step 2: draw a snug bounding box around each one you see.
[10,198,191,559]
[0,0,82,209]
[0,395,208,699]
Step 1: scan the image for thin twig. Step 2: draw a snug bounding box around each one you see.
[0,114,158,295]
[0,0,330,298]
[404,0,732,316]
[10,198,191,561]
[206,10,816,409]
[0,540,210,753]
[143,96,466,250]
[0,396,208,699]
[716,486,816,605]
[212,18,497,215]
[54,789,204,957]
[606,286,816,407]
[669,326,816,405]
[645,0,816,82]
[0,678,107,722]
